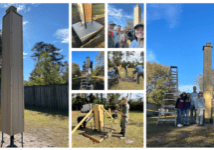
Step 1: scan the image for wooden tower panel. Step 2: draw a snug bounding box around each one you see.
[1,7,24,136]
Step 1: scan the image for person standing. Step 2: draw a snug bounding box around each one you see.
[125,64,129,76]
[182,92,190,126]
[118,96,130,139]
[135,64,144,84]
[190,86,198,124]
[108,21,116,48]
[175,94,185,127]
[195,91,205,126]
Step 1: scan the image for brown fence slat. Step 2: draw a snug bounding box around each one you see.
[24,84,68,110]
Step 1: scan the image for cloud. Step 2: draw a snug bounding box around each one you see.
[0,4,35,13]
[56,49,62,53]
[23,52,28,55]
[179,84,195,93]
[23,21,28,25]
[147,50,157,62]
[54,28,69,43]
[147,4,183,28]
[108,4,132,20]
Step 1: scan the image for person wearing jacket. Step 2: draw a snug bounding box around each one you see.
[183,93,190,126]
[195,91,205,126]
[190,86,198,124]
[117,96,130,139]
[108,21,116,48]
[175,93,185,127]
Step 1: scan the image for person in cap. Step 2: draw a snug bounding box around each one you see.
[113,25,122,45]
[117,96,130,139]
[190,86,198,124]
[115,34,129,48]
[108,21,116,48]
[130,23,144,48]
[195,91,205,126]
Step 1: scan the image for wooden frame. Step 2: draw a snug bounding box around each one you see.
[72,104,117,143]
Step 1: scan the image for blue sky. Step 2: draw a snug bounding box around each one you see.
[72,51,103,71]
[108,3,144,29]
[147,4,214,93]
[0,3,69,80]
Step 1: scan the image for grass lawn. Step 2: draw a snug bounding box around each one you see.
[109,68,144,90]
[147,115,214,147]
[72,111,143,148]
[72,76,104,90]
[25,106,69,147]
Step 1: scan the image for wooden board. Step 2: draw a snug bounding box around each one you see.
[93,105,104,130]
[1,9,24,136]
[83,3,92,23]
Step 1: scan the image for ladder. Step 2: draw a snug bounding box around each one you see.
[80,71,94,90]
[157,66,178,126]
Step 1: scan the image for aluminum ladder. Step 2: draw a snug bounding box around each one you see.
[156,66,178,126]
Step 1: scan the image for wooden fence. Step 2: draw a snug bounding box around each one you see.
[24,84,68,110]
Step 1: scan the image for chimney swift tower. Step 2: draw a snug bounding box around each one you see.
[134,4,141,27]
[203,42,213,122]
[1,6,24,147]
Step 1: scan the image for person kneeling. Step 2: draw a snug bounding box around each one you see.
[77,116,88,129]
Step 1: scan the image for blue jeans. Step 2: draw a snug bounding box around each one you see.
[182,108,189,124]
[177,108,182,125]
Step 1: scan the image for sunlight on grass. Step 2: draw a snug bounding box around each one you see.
[109,68,144,90]
[25,109,68,147]
[72,111,143,148]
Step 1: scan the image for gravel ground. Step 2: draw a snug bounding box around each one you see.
[0,132,54,148]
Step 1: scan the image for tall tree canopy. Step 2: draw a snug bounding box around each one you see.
[193,69,214,91]
[31,41,64,65]
[147,62,170,105]
[25,51,66,86]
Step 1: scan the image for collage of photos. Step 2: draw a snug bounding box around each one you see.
[2,1,214,149]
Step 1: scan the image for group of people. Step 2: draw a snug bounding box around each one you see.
[175,86,205,127]
[114,64,144,84]
[108,21,144,48]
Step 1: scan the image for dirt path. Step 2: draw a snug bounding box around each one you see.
[0,131,54,148]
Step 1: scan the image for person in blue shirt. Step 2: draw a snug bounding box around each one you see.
[134,64,144,84]
[130,23,144,48]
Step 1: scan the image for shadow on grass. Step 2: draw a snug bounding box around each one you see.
[25,105,68,117]
[147,116,214,147]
